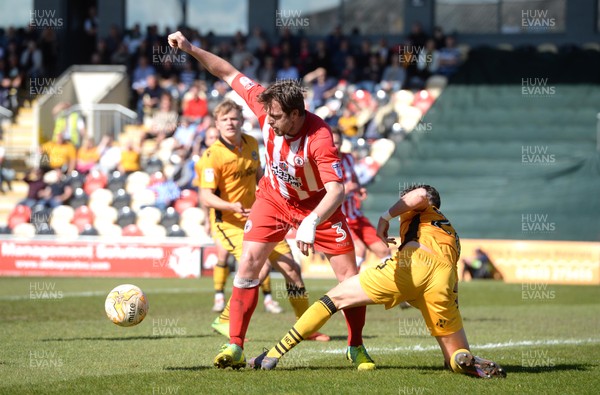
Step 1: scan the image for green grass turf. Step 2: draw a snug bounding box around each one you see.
[0,277,598,394]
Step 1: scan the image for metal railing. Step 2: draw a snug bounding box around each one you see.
[65,103,137,142]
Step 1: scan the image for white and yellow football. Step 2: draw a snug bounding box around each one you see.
[104,284,148,327]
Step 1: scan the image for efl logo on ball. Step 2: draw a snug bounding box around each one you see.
[105,284,148,327]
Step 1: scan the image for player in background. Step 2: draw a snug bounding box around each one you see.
[194,126,282,314]
[331,127,391,269]
[199,99,329,341]
[249,185,507,379]
[168,31,373,371]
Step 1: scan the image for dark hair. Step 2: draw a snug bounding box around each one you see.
[330,126,342,139]
[401,184,441,209]
[258,80,305,116]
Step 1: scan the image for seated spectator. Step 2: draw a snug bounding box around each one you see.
[76,136,110,174]
[137,74,163,123]
[179,61,197,91]
[303,67,337,111]
[192,126,219,158]
[144,92,178,144]
[380,55,405,92]
[20,168,46,207]
[41,133,76,174]
[147,171,181,211]
[52,102,86,148]
[131,56,156,91]
[111,42,130,65]
[38,169,73,209]
[461,248,503,281]
[437,35,462,77]
[338,107,359,138]
[20,40,44,80]
[240,55,259,81]
[181,83,208,122]
[339,55,360,84]
[118,139,141,175]
[257,56,276,85]
[276,57,299,81]
[359,54,383,93]
[173,116,198,151]
[417,38,440,82]
[98,136,122,174]
[0,143,15,193]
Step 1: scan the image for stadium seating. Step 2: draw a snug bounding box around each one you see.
[8,205,32,229]
[166,224,187,237]
[160,207,180,229]
[122,223,144,237]
[72,206,95,232]
[365,84,600,241]
[112,189,132,210]
[116,206,137,228]
[70,188,89,209]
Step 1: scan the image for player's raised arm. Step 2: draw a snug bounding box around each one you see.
[376,187,430,245]
[167,31,238,86]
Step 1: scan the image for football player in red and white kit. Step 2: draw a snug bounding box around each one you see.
[168,31,374,370]
[331,127,391,269]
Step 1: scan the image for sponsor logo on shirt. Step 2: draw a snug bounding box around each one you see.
[271,162,303,188]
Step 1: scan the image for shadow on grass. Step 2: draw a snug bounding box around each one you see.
[164,365,214,372]
[500,363,595,374]
[41,334,209,342]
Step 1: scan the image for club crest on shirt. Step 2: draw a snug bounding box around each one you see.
[244,220,252,233]
[239,76,255,90]
[252,150,259,160]
[204,168,215,183]
[332,162,343,179]
[294,156,304,167]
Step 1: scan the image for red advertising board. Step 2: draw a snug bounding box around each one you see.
[0,238,205,278]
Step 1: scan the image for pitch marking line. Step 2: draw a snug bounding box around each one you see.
[316,338,600,354]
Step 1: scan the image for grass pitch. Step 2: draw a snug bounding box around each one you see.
[0,277,598,394]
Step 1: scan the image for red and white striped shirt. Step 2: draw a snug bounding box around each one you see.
[340,152,363,220]
[232,74,342,202]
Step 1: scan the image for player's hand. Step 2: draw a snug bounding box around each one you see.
[231,202,250,217]
[296,212,319,256]
[167,31,192,53]
[376,216,396,246]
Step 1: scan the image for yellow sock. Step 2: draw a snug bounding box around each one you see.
[266,295,337,359]
[218,298,231,323]
[450,348,472,373]
[261,275,272,294]
[213,261,229,292]
[287,284,309,320]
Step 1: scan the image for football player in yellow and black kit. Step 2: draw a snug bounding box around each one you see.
[249,185,506,378]
[200,99,329,342]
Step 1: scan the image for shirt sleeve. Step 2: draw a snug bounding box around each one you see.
[199,148,220,190]
[230,73,267,123]
[309,128,343,185]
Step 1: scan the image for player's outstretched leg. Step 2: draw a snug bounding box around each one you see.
[450,349,507,378]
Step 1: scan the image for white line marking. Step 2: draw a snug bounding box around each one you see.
[0,287,205,301]
[315,337,600,354]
